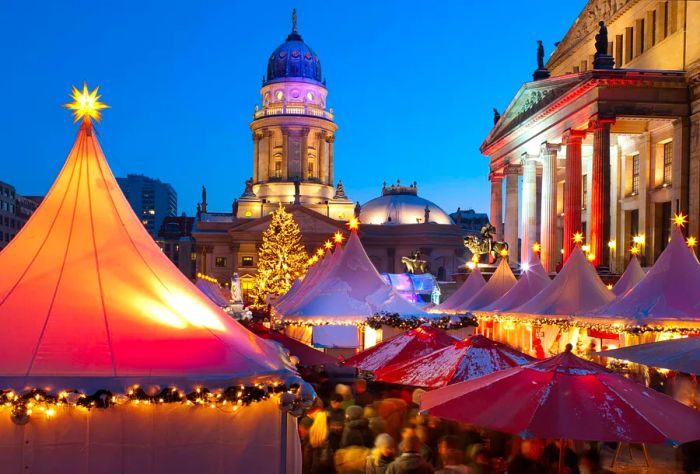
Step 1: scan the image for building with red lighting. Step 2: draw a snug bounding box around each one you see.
[483,0,700,272]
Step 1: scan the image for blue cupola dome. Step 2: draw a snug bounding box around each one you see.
[266,12,323,85]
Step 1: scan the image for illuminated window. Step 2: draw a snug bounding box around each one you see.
[307,161,314,178]
[632,154,640,195]
[339,213,345,219]
[215,257,227,267]
[244,210,253,217]
[662,141,673,185]
[273,161,282,178]
[241,256,254,267]
[190,252,197,261]
[276,91,284,100]
[306,92,314,101]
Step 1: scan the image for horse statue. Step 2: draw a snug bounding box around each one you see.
[402,250,428,274]
[464,223,509,263]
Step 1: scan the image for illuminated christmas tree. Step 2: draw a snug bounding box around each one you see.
[251,204,309,308]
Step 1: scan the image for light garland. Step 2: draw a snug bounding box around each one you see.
[0,382,299,425]
[475,313,700,336]
[275,313,478,331]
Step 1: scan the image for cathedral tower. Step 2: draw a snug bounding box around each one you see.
[237,10,354,220]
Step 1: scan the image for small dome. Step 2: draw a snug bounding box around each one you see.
[360,182,454,225]
[266,30,322,85]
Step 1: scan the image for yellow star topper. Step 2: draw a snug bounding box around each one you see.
[572,232,584,245]
[64,83,109,123]
[630,246,640,256]
[333,231,344,244]
[316,248,324,257]
[673,212,688,229]
[347,217,360,231]
[324,240,333,250]
[687,236,697,248]
[532,242,541,253]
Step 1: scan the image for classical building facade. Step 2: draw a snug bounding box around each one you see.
[192,14,469,295]
[483,0,700,273]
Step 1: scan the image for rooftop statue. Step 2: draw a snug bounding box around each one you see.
[463,223,509,263]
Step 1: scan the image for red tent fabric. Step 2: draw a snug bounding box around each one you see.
[421,346,700,444]
[0,119,292,392]
[247,323,339,366]
[375,334,533,388]
[344,326,456,372]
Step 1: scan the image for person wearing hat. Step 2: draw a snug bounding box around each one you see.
[366,433,397,474]
[341,405,373,448]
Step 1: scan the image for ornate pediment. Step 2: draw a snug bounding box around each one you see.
[484,74,586,150]
[548,0,635,69]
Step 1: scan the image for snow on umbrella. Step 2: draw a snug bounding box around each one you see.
[343,325,456,372]
[598,336,700,375]
[420,344,700,445]
[374,334,533,388]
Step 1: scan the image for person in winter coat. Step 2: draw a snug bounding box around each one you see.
[365,433,396,474]
[341,405,373,448]
[309,411,335,474]
[385,435,434,474]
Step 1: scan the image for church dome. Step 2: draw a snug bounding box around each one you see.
[360,182,454,226]
[266,27,322,85]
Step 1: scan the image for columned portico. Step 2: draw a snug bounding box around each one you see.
[562,129,586,261]
[504,166,520,261]
[521,155,538,264]
[540,143,560,272]
[590,118,614,267]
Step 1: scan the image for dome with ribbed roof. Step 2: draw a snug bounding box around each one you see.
[266,18,323,85]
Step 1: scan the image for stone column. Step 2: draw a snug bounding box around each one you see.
[521,155,537,264]
[540,143,560,272]
[318,131,327,184]
[504,166,520,262]
[252,131,260,183]
[562,129,586,262]
[327,135,335,185]
[590,118,614,267]
[301,127,310,180]
[489,172,503,241]
[281,127,289,180]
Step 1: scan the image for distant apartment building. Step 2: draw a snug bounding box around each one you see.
[157,214,196,279]
[0,181,41,250]
[116,174,177,238]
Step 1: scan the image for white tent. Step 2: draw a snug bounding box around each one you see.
[480,253,551,312]
[464,258,517,310]
[274,247,336,314]
[0,114,301,473]
[436,267,486,312]
[280,230,426,323]
[195,277,231,308]
[586,228,700,327]
[514,246,614,316]
[611,255,645,296]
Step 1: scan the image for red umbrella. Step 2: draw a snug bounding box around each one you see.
[375,334,534,388]
[420,345,700,445]
[344,325,456,372]
[247,323,339,366]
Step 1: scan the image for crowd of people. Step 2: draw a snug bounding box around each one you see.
[298,377,619,474]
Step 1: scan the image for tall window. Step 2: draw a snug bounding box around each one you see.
[307,160,314,178]
[215,257,227,267]
[632,154,640,195]
[652,10,657,45]
[581,175,587,210]
[662,141,673,185]
[274,161,282,178]
[664,1,669,38]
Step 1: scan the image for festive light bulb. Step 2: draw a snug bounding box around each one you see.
[520,262,530,272]
[687,236,697,248]
[471,254,479,264]
[466,261,476,270]
[587,253,596,262]
[581,244,590,253]
[532,242,541,253]
[630,246,640,256]
[324,240,333,250]
[347,217,360,230]
[316,248,324,257]
[572,232,584,244]
[608,240,616,249]
[63,83,109,123]
[673,212,688,228]
[632,234,645,245]
[333,231,344,244]
[499,248,509,258]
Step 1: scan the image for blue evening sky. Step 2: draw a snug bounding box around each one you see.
[2,0,586,216]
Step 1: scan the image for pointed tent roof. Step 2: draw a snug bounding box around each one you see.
[587,228,700,326]
[612,255,645,296]
[464,258,517,310]
[375,334,534,388]
[0,120,292,392]
[274,247,335,313]
[480,253,551,312]
[343,325,457,372]
[195,277,231,308]
[514,246,614,316]
[280,231,426,322]
[436,267,486,312]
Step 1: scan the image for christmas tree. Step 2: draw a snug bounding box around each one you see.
[251,204,309,308]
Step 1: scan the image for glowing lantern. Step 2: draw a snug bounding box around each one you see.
[333,231,344,244]
[630,246,640,256]
[532,242,541,253]
[63,82,109,123]
[572,232,584,245]
[673,212,688,229]
[324,240,333,250]
[687,236,697,248]
[499,248,509,258]
[347,217,360,231]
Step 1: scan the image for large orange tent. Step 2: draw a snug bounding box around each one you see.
[0,86,302,473]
